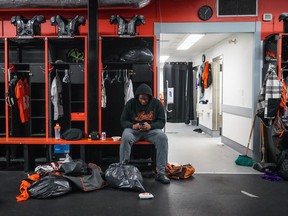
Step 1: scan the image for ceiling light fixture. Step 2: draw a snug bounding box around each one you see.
[160,55,170,63]
[177,34,205,50]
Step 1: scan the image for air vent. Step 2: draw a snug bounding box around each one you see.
[217,0,257,16]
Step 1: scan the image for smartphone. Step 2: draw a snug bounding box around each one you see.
[139,122,144,126]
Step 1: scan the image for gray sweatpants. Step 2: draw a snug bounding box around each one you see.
[119,128,168,174]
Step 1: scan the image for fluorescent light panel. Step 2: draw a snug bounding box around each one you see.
[160,55,169,63]
[177,34,205,50]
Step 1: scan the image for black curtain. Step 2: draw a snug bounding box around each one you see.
[163,62,194,123]
[192,65,198,123]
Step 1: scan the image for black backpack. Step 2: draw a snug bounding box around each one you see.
[61,128,84,140]
[276,149,288,180]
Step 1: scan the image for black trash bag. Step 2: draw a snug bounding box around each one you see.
[104,162,145,192]
[120,47,153,62]
[64,163,107,192]
[28,175,72,199]
[58,159,89,176]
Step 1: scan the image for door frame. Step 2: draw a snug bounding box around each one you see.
[212,55,223,135]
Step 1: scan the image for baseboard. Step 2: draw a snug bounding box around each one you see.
[222,136,253,158]
[198,125,220,137]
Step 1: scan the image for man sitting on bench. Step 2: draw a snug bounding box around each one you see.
[119,83,170,184]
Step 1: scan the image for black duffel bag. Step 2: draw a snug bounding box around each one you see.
[58,159,89,176]
[64,163,107,192]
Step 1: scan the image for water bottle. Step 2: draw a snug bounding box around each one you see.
[54,123,61,140]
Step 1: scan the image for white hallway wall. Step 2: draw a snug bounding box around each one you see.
[192,33,255,149]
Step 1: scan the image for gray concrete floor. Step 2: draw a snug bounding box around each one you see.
[165,123,260,174]
[3,123,288,216]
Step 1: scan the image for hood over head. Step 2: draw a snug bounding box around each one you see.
[135,83,152,98]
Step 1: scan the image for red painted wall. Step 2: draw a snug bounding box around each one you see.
[0,0,287,38]
[99,0,288,38]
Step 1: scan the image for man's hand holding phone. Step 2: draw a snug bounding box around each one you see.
[139,122,151,131]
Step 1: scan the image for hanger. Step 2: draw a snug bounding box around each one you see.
[117,70,122,82]
[102,70,111,84]
[123,69,128,82]
[9,74,18,86]
[268,63,276,73]
[110,71,118,83]
[62,69,70,83]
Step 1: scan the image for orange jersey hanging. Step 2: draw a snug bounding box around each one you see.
[202,61,209,89]
[23,78,30,122]
[15,78,30,123]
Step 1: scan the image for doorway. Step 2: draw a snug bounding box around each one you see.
[163,62,194,123]
[155,22,262,161]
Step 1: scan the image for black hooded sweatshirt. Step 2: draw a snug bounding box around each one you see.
[120,83,166,130]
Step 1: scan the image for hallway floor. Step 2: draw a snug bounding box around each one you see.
[165,123,259,174]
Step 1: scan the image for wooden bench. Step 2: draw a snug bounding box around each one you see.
[0,137,154,171]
